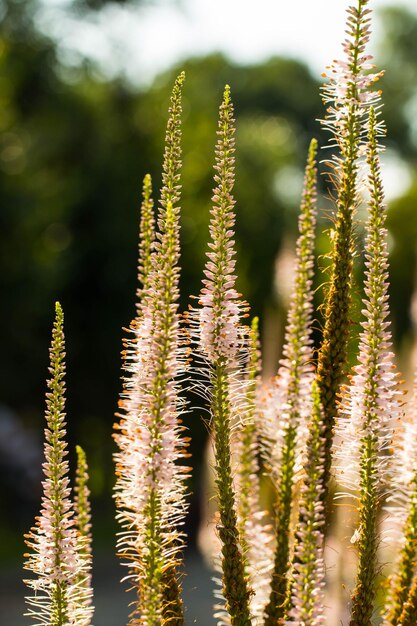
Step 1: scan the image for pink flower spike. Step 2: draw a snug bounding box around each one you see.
[24,303,94,626]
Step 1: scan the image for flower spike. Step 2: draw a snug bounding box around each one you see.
[397,573,417,626]
[384,376,417,624]
[233,317,273,623]
[335,107,402,626]
[136,173,155,308]
[192,84,253,626]
[114,72,190,626]
[321,0,384,149]
[262,138,317,624]
[24,303,93,626]
[316,0,384,513]
[287,381,326,626]
[74,445,94,624]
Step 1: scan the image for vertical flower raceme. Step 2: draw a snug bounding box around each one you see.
[262,138,317,625]
[114,73,190,626]
[136,173,155,308]
[287,381,326,626]
[116,173,156,494]
[235,318,262,532]
[316,0,384,510]
[115,173,156,509]
[24,303,93,626]
[397,572,417,626]
[74,446,92,553]
[192,85,253,626]
[335,107,402,626]
[232,317,273,624]
[74,445,94,625]
[384,377,417,625]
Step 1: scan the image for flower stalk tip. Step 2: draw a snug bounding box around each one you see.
[137,173,155,305]
[114,73,188,626]
[316,0,383,515]
[193,85,253,626]
[24,304,93,626]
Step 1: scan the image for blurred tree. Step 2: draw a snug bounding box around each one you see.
[0,0,155,518]
[376,7,417,350]
[0,0,322,543]
[377,6,417,158]
[2,0,417,548]
[387,184,417,345]
[71,0,177,12]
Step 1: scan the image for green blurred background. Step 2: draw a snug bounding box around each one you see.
[1,0,417,622]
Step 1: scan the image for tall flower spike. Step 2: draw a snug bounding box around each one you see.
[24,303,93,626]
[232,317,273,624]
[136,173,155,308]
[74,445,94,625]
[287,381,326,626]
[335,107,402,626]
[114,72,190,626]
[316,0,384,512]
[116,173,155,466]
[262,138,317,625]
[384,377,417,625]
[193,85,253,626]
[321,0,384,149]
[397,572,417,626]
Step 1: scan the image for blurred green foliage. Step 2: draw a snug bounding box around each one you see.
[377,7,417,347]
[1,0,417,546]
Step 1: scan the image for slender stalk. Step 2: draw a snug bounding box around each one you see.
[136,173,155,309]
[114,72,189,626]
[74,445,94,624]
[233,317,273,623]
[317,0,384,513]
[397,572,417,626]
[236,318,262,538]
[194,85,252,626]
[213,360,252,626]
[263,138,317,624]
[335,107,401,626]
[24,303,92,626]
[385,380,417,625]
[388,487,417,623]
[350,439,380,625]
[287,381,326,625]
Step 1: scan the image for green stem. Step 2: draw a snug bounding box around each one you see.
[141,488,164,626]
[398,572,417,626]
[213,360,252,626]
[349,435,379,626]
[386,472,417,624]
[317,0,374,516]
[264,424,297,625]
[316,107,357,514]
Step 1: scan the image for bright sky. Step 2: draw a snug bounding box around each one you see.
[39,0,415,199]
[41,0,417,84]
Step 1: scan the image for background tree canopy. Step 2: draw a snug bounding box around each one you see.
[1,0,417,559]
